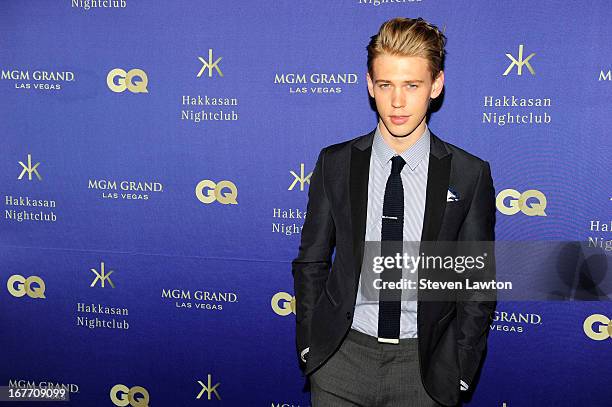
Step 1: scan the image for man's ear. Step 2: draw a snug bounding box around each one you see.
[366,72,374,99]
[430,70,445,99]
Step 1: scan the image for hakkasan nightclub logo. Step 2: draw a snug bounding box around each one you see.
[162,288,238,311]
[180,49,240,124]
[75,261,130,331]
[4,154,58,223]
[71,0,127,10]
[490,310,542,334]
[87,178,164,201]
[76,302,130,331]
[482,44,552,127]
[274,72,358,94]
[1,68,75,91]
[588,219,611,251]
[356,0,423,6]
[272,207,305,237]
[89,261,116,289]
[196,375,221,401]
[271,164,310,238]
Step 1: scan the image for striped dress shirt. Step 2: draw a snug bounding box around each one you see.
[350,123,430,339]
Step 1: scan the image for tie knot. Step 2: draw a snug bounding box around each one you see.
[390,155,406,174]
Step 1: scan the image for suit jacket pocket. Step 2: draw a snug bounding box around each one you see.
[324,283,339,307]
[440,200,468,239]
[437,307,456,330]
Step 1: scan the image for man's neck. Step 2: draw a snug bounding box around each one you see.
[378,118,427,155]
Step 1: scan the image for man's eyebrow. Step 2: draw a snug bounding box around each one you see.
[374,79,425,84]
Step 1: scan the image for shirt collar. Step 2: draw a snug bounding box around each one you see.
[372,123,431,171]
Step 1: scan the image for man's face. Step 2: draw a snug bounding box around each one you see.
[367,53,444,138]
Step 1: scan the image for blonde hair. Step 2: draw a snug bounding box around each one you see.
[367,17,447,81]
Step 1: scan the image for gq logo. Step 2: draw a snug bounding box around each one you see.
[496,189,547,216]
[107,68,149,93]
[271,292,295,316]
[583,314,612,341]
[195,180,237,205]
[7,275,46,299]
[110,384,149,407]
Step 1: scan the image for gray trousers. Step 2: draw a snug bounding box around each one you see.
[309,329,443,407]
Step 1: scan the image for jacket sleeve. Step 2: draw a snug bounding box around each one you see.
[291,147,336,372]
[456,160,497,388]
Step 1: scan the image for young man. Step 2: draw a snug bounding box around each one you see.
[292,17,496,407]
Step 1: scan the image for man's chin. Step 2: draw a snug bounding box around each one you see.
[385,124,417,138]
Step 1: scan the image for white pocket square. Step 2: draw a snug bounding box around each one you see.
[446,188,460,202]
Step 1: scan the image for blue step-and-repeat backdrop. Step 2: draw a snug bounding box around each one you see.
[1,1,611,406]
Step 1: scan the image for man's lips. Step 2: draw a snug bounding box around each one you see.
[390,115,410,125]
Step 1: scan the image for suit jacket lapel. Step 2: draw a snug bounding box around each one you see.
[350,131,374,289]
[421,132,452,242]
[418,133,452,312]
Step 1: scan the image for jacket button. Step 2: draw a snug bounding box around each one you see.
[346,312,352,319]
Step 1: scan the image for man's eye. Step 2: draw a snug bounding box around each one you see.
[379,84,390,89]
[408,84,418,89]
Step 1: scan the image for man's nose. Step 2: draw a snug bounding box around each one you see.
[391,89,405,108]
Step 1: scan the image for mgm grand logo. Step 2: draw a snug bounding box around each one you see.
[88,179,163,200]
[1,69,75,90]
[274,72,358,94]
[8,379,79,394]
[490,310,542,333]
[162,289,238,311]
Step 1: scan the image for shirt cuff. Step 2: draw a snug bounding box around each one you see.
[300,347,310,363]
[460,379,469,391]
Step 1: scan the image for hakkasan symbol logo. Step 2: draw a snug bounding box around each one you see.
[195,180,237,205]
[196,374,221,400]
[197,49,223,78]
[583,314,612,341]
[110,384,149,407]
[496,189,547,216]
[271,292,295,316]
[90,261,115,288]
[7,275,46,299]
[288,163,312,191]
[107,68,148,93]
[503,44,536,76]
[18,154,42,181]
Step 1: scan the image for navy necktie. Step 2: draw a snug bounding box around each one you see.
[378,155,406,341]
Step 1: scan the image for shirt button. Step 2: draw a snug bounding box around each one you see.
[346,312,352,319]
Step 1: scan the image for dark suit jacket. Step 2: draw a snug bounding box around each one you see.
[292,128,496,407]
